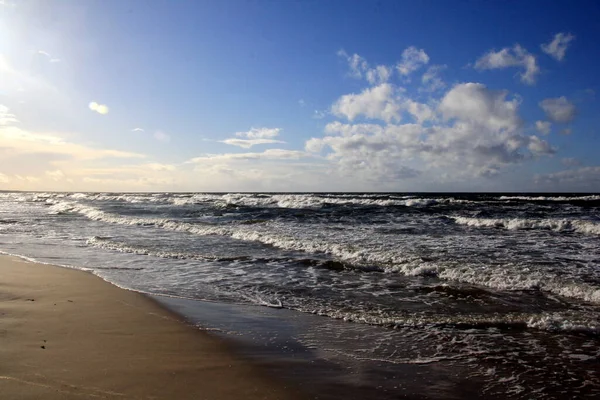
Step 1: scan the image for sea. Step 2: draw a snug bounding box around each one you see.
[0,191,598,399]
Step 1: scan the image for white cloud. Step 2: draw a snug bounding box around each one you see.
[421,65,446,92]
[15,175,40,183]
[337,50,368,79]
[220,127,284,148]
[89,101,109,115]
[541,33,575,61]
[403,99,436,123]
[535,166,600,190]
[539,97,576,123]
[144,163,177,171]
[298,99,306,107]
[439,83,522,132]
[535,120,551,135]
[0,107,145,162]
[474,45,539,85]
[337,50,392,85]
[0,172,9,183]
[154,131,170,142]
[0,105,19,125]
[131,128,144,132]
[37,50,60,63]
[528,135,556,156]
[220,138,284,148]
[236,127,281,139]
[187,149,309,163]
[45,170,65,181]
[366,65,392,85]
[313,110,327,119]
[309,82,553,183]
[331,83,401,123]
[397,47,429,76]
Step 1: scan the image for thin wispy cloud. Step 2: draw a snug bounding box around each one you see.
[154,131,171,142]
[220,127,284,148]
[0,105,19,125]
[187,149,308,163]
[396,46,430,76]
[131,128,144,132]
[337,49,392,85]
[421,65,447,92]
[541,32,575,61]
[37,50,61,63]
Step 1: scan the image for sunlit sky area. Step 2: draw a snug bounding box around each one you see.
[1,0,599,192]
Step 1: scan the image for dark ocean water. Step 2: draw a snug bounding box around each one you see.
[0,192,599,398]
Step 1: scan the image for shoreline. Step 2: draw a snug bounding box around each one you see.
[0,254,306,399]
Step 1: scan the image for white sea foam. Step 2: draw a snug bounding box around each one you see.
[49,199,600,305]
[499,195,600,202]
[527,313,600,334]
[452,216,600,236]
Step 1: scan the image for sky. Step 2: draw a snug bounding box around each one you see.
[0,0,599,192]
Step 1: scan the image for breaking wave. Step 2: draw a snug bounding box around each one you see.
[47,200,600,306]
[452,216,600,236]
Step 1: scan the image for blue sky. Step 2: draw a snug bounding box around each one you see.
[0,0,598,191]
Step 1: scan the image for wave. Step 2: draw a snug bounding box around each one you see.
[499,195,600,202]
[298,303,600,335]
[438,266,600,305]
[49,200,600,305]
[451,216,600,236]
[5,191,482,210]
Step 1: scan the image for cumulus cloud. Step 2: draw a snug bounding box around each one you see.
[541,33,575,61]
[439,83,522,131]
[397,47,429,76]
[154,131,171,142]
[89,101,109,115]
[474,45,539,85]
[309,82,554,183]
[331,83,401,122]
[220,127,285,148]
[528,135,556,156]
[539,97,576,123]
[403,99,436,123]
[535,120,551,135]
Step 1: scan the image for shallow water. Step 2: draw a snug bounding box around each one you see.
[1,191,599,398]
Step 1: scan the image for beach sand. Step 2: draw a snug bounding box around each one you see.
[0,255,305,399]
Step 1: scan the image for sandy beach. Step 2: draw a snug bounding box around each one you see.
[0,255,305,399]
